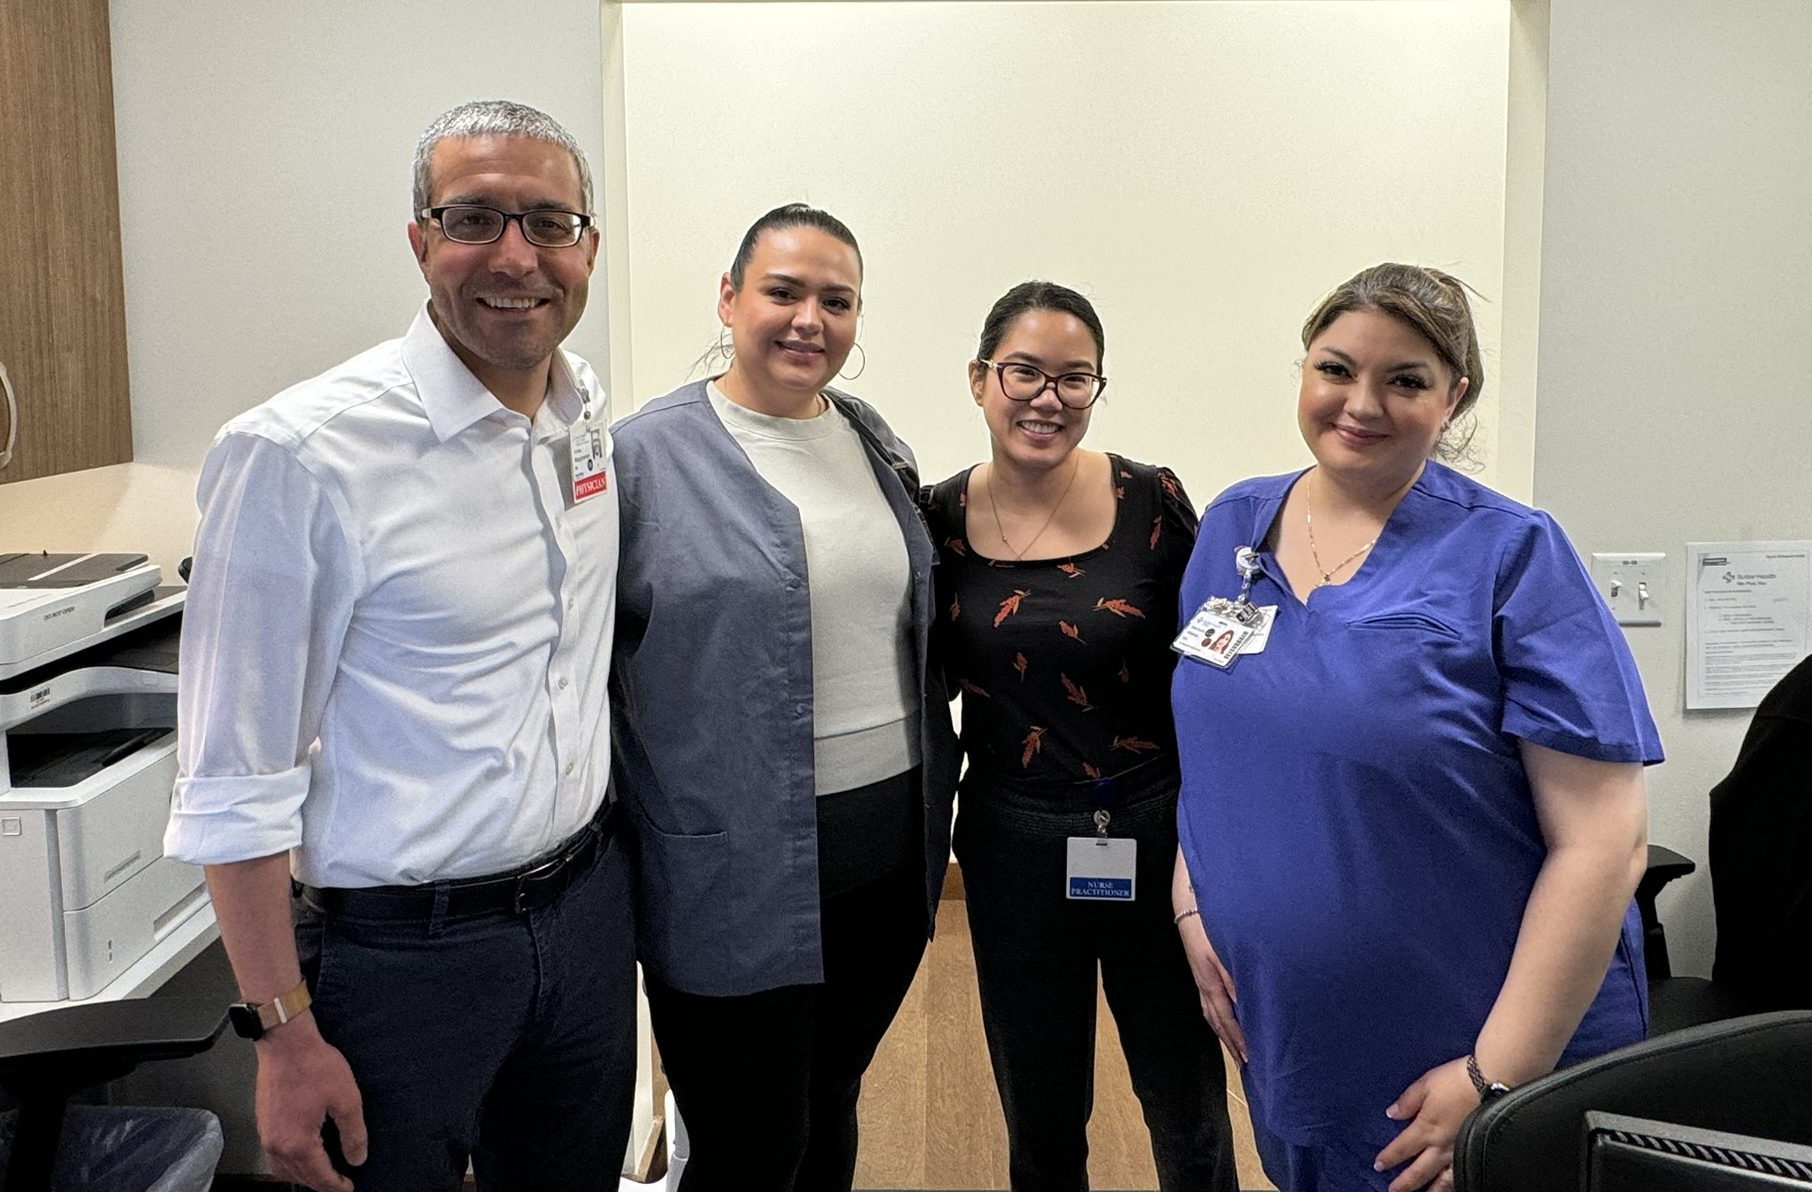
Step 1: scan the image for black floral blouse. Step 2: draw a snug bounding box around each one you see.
[924,455,1199,783]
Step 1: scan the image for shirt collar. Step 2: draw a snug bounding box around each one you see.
[401,305,585,443]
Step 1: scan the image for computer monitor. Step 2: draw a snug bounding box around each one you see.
[1585,1111,1812,1190]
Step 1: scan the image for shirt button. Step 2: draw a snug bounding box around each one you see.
[558,676,570,690]
[567,596,576,611]
[795,702,808,716]
[565,761,575,776]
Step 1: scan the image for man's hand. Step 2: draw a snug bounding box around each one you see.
[255,1014,368,1192]
[1375,1056,1477,1192]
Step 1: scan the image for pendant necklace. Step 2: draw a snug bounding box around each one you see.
[989,455,1082,561]
[1304,476,1377,588]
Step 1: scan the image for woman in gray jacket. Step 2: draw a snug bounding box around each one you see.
[609,204,959,1192]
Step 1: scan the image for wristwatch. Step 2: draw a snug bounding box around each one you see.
[1466,1053,1512,1103]
[228,979,312,1041]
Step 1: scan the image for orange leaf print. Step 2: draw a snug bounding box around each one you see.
[1112,735,1161,754]
[1094,597,1147,619]
[1119,659,1132,685]
[1061,673,1093,711]
[1059,620,1085,644]
[1119,469,1133,480]
[1082,762,1102,780]
[994,589,1031,628]
[1057,562,1086,580]
[1021,726,1046,768]
[1013,652,1029,681]
[959,489,968,507]
[1150,515,1163,550]
[960,679,991,699]
[1114,485,1126,501]
[946,537,967,557]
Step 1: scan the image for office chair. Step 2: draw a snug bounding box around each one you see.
[0,998,227,1192]
[1636,844,1753,1034]
[1451,1010,1812,1192]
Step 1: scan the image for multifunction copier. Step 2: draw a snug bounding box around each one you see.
[0,552,200,1002]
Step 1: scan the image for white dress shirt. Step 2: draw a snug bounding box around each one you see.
[166,308,618,887]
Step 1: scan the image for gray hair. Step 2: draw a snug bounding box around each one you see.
[412,99,594,218]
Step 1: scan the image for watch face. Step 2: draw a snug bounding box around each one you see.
[228,1003,264,1040]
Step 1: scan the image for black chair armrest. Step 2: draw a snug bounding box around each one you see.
[1635,844,1697,981]
[1637,844,1696,906]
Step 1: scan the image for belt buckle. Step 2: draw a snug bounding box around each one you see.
[512,854,565,915]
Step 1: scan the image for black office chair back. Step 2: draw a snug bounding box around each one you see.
[1453,1011,1812,1192]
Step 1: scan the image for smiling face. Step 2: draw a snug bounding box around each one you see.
[406,134,597,408]
[971,307,1101,472]
[717,226,862,412]
[1297,307,1467,495]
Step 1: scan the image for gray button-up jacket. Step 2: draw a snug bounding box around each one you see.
[609,380,960,996]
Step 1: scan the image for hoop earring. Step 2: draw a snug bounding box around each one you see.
[718,325,734,361]
[839,342,866,381]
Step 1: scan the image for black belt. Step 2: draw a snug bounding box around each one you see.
[303,802,617,921]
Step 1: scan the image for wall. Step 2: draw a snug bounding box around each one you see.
[610,0,1517,505]
[1532,0,1812,976]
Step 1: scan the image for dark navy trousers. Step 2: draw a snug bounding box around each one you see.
[294,833,637,1191]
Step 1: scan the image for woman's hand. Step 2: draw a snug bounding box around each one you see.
[1177,915,1247,1064]
[1374,1057,1477,1192]
[1171,847,1247,1063]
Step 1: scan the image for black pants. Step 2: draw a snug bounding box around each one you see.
[956,765,1239,1192]
[294,831,637,1191]
[646,769,927,1192]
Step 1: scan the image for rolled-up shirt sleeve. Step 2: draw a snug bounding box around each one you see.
[165,431,361,865]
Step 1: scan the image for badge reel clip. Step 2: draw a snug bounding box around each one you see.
[1172,545,1278,671]
[1065,782,1136,902]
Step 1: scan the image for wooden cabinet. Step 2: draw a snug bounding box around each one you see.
[0,0,132,484]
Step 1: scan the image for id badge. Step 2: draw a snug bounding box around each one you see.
[569,422,608,503]
[1065,836,1137,901]
[1173,597,1274,669]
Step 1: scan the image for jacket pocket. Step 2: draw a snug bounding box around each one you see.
[632,817,731,988]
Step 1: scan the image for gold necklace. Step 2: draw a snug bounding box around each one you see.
[1304,476,1377,588]
[988,455,1082,561]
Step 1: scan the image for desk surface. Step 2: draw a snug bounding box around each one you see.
[0,901,218,1024]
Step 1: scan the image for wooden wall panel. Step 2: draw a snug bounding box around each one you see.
[0,0,133,484]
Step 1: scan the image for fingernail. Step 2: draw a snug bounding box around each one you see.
[1374,1160,1385,1172]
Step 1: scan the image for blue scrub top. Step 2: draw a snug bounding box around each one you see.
[1172,462,1663,1150]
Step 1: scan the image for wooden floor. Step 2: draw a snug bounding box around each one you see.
[852,893,1272,1190]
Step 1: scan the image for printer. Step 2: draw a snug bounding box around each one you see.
[0,553,200,1003]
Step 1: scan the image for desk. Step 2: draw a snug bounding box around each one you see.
[0,900,217,1025]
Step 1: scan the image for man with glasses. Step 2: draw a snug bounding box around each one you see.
[166,100,629,1192]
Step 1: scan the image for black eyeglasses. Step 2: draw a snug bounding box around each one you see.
[419,205,593,248]
[980,360,1107,409]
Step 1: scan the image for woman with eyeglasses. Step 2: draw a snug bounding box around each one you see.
[921,281,1238,1192]
[610,204,959,1191]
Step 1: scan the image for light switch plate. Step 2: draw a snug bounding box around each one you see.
[1590,552,1666,626]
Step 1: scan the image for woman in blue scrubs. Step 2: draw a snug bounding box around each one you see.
[1170,263,1662,1192]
